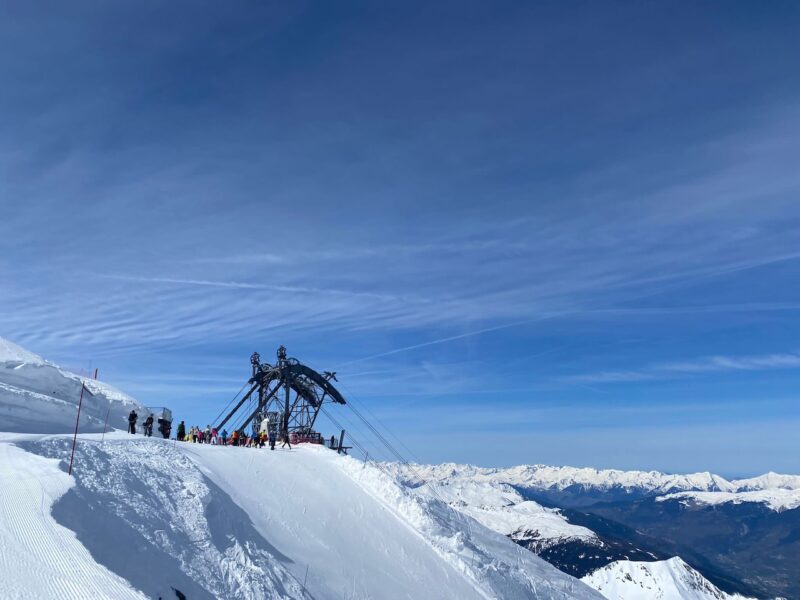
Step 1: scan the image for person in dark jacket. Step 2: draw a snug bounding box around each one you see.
[158,418,172,439]
[143,414,154,437]
[281,426,292,449]
[221,428,228,445]
[176,420,186,441]
[128,410,138,434]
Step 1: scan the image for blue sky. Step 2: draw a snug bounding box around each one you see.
[2,1,799,475]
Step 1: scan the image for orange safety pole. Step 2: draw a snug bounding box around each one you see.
[68,382,86,476]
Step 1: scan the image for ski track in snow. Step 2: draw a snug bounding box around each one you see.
[25,435,311,600]
[0,442,147,600]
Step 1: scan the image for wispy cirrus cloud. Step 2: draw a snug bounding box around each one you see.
[565,351,800,384]
[657,353,800,373]
[98,273,430,303]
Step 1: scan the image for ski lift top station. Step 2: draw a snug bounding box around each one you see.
[215,346,347,445]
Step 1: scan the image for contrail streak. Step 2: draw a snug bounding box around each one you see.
[334,312,570,369]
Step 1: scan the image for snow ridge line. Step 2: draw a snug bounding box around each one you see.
[333,450,596,599]
[334,453,496,600]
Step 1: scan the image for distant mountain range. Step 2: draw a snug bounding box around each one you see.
[385,461,800,599]
[387,462,800,504]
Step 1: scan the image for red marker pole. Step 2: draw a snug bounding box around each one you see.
[68,382,86,476]
[101,407,111,444]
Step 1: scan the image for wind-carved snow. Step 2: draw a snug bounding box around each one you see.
[26,436,312,600]
[0,336,145,434]
[581,557,755,600]
[0,337,45,364]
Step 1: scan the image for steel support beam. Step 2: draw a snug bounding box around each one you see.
[216,383,258,431]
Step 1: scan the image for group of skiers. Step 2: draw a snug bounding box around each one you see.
[177,423,221,444]
[173,420,291,450]
[127,410,155,436]
[127,410,172,438]
[126,412,292,450]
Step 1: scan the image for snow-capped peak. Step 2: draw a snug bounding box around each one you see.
[732,471,800,491]
[386,462,741,496]
[657,489,800,513]
[386,460,800,506]
[581,557,755,600]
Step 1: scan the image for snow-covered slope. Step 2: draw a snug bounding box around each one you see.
[732,472,800,491]
[0,441,149,600]
[389,469,597,551]
[0,336,145,433]
[581,557,754,600]
[1,432,605,600]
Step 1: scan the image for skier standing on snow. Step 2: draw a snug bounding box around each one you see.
[268,429,276,451]
[259,416,270,448]
[143,414,154,437]
[176,420,186,441]
[221,428,228,445]
[281,425,292,449]
[128,410,138,435]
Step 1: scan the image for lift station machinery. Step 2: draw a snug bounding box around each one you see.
[215,346,347,443]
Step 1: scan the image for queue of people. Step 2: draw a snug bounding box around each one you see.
[127,413,293,450]
[173,419,290,450]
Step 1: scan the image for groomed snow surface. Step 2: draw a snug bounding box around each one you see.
[0,441,148,600]
[0,433,604,600]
